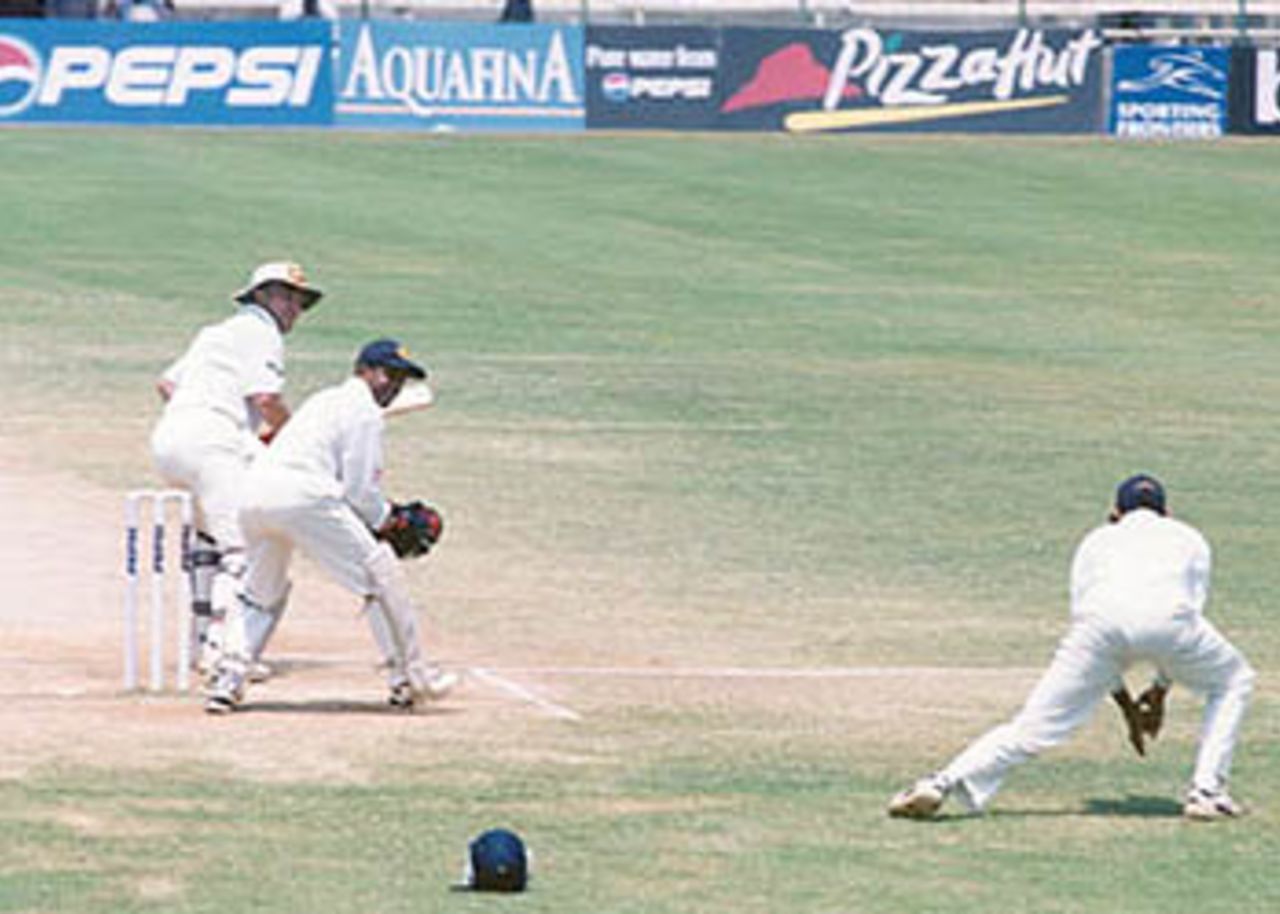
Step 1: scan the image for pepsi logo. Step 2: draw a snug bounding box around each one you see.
[601,71,631,104]
[0,35,40,118]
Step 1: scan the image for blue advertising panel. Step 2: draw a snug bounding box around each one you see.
[335,21,584,132]
[718,27,1105,133]
[0,21,332,126]
[1110,46,1228,138]
[585,26,721,129]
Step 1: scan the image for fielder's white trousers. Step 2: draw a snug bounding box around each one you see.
[941,612,1255,811]
[149,410,253,551]
[238,468,385,604]
[236,467,434,690]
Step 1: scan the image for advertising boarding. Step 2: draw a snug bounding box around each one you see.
[335,21,584,132]
[717,27,1105,133]
[585,26,721,129]
[1110,46,1228,138]
[1228,46,1280,134]
[0,21,332,126]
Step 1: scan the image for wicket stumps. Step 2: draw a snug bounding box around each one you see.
[123,489,194,692]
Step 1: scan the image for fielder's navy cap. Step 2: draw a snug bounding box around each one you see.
[458,829,528,893]
[355,339,427,379]
[1115,473,1166,516]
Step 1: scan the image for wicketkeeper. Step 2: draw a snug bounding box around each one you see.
[205,338,457,713]
[150,261,321,673]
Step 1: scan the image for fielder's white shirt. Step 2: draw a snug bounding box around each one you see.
[252,376,391,529]
[161,305,285,433]
[1069,509,1211,626]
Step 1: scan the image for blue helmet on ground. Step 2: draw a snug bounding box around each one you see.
[463,828,528,892]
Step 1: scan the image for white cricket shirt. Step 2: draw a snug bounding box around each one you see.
[1069,509,1211,625]
[254,376,391,529]
[162,305,285,432]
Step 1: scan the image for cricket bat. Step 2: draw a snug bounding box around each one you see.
[383,381,435,417]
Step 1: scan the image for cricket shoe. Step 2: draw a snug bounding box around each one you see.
[887,775,950,819]
[388,683,416,710]
[389,668,459,710]
[1183,787,1245,821]
[420,667,460,701]
[203,667,246,716]
[246,660,273,684]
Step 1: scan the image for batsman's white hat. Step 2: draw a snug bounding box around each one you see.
[233,261,323,310]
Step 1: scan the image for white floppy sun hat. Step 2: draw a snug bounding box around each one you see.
[233,261,323,310]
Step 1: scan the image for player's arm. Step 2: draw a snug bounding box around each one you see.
[156,352,187,402]
[243,323,289,441]
[341,417,392,529]
[249,392,290,442]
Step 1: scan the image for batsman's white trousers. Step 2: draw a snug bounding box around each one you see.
[149,410,254,551]
[941,612,1255,811]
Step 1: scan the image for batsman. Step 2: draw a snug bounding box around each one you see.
[205,338,456,713]
[150,262,322,672]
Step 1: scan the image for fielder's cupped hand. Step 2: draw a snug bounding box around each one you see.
[1135,683,1167,740]
[1111,688,1146,757]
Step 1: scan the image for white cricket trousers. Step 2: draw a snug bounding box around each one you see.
[236,468,436,691]
[238,471,385,606]
[149,410,252,551]
[941,613,1255,811]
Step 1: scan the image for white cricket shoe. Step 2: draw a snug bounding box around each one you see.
[203,666,246,716]
[388,683,416,710]
[888,776,950,819]
[420,668,459,701]
[1183,787,1245,821]
[388,668,459,710]
[246,660,273,683]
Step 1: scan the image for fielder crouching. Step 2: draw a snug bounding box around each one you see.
[888,474,1255,822]
[204,339,457,714]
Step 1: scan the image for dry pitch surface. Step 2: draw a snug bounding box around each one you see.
[2,433,1202,794]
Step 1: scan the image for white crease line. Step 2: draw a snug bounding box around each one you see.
[484,665,1042,679]
[468,667,583,722]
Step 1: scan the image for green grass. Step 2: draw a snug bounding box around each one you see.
[1,130,1279,913]
[3,731,1278,914]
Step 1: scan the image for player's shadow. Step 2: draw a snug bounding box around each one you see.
[240,699,465,717]
[252,657,343,678]
[902,794,1184,824]
[1081,795,1183,818]
[984,795,1182,820]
